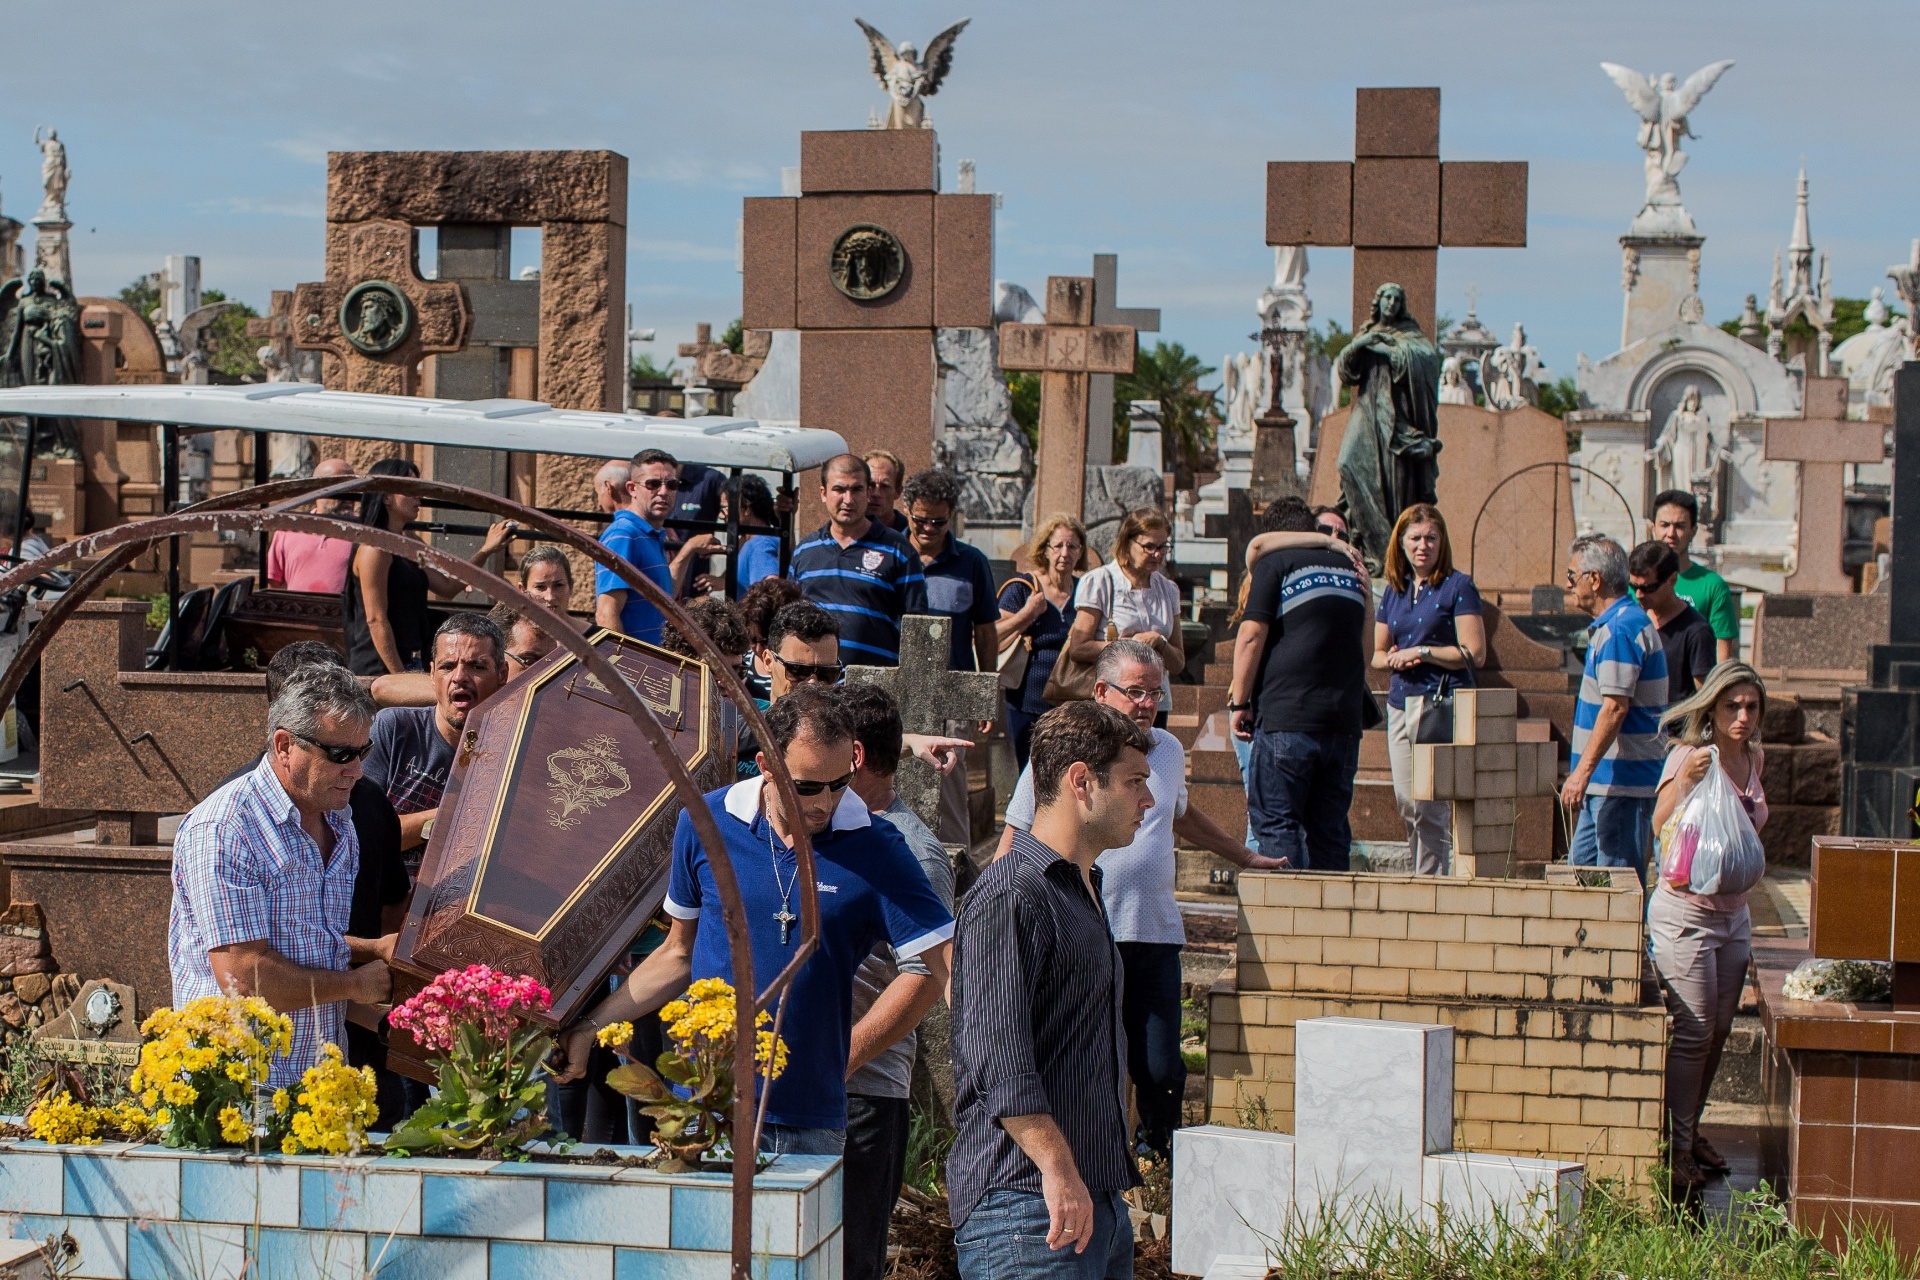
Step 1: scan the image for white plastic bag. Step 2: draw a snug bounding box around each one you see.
[1661,746,1767,896]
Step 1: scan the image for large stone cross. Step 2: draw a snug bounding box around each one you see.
[999,277,1137,525]
[292,219,471,396]
[845,614,1001,831]
[1764,375,1885,594]
[1086,253,1160,468]
[1267,88,1528,335]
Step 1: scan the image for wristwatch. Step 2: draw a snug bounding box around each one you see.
[1418,645,1432,660]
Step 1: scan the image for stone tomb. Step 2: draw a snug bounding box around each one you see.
[1174,1017,1583,1276]
[1407,688,1560,877]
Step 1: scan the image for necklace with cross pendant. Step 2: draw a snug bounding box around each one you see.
[765,818,799,946]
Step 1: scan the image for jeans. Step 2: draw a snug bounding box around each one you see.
[760,1124,846,1156]
[1649,887,1751,1156]
[843,1095,912,1280]
[1007,701,1042,771]
[955,1187,1134,1280]
[1386,698,1452,875]
[1117,942,1184,1157]
[1246,729,1359,871]
[1232,734,1257,852]
[1569,793,1655,884]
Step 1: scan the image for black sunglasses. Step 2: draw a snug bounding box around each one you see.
[771,654,844,685]
[290,730,375,765]
[640,477,682,492]
[788,772,854,796]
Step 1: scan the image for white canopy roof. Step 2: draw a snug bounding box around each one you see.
[0,383,846,473]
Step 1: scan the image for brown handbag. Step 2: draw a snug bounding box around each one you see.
[1044,621,1116,704]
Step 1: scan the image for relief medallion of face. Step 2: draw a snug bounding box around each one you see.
[829,225,907,301]
[339,280,414,356]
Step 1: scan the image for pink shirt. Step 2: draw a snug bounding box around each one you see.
[1657,742,1765,912]
[267,531,355,595]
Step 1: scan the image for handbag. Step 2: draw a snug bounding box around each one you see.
[1414,675,1455,744]
[1044,620,1115,704]
[997,575,1037,692]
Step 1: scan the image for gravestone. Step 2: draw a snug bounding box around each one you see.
[291,220,470,400]
[844,614,1000,831]
[1763,375,1884,593]
[1086,254,1160,469]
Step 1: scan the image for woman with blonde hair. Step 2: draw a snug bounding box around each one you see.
[1064,507,1185,723]
[1650,659,1767,1192]
[995,514,1090,768]
[1371,502,1485,875]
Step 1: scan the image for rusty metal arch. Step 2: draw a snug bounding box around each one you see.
[0,479,808,1276]
[1468,461,1636,585]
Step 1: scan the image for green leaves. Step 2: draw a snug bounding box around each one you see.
[385,1028,556,1159]
[1113,341,1221,487]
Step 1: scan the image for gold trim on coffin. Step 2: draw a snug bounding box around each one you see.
[462,629,713,941]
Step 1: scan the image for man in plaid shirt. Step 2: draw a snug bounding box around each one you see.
[169,664,395,1087]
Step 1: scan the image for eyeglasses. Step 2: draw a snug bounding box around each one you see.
[908,515,950,530]
[640,477,682,492]
[1565,568,1595,585]
[770,654,844,685]
[290,730,375,765]
[1108,684,1161,707]
[1134,540,1169,555]
[787,772,854,796]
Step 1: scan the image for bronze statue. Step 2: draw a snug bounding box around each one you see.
[0,268,83,388]
[1334,282,1441,571]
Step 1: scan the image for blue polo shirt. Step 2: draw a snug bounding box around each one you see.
[790,521,927,664]
[735,534,781,593]
[1376,569,1483,710]
[1572,594,1669,797]
[595,509,673,643]
[664,777,954,1130]
[920,536,1000,672]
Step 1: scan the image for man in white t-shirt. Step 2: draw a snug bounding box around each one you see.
[995,639,1285,1156]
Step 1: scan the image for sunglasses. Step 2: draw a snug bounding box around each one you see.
[1630,575,1674,595]
[909,515,950,530]
[771,654,844,685]
[787,772,854,797]
[1565,568,1595,585]
[290,730,375,765]
[640,477,682,492]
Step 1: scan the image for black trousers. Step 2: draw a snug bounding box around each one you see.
[843,1094,912,1280]
[1118,941,1185,1156]
[549,1043,627,1144]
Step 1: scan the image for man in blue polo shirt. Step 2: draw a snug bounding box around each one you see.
[594,448,717,644]
[1562,533,1668,882]
[791,454,926,665]
[557,685,953,1154]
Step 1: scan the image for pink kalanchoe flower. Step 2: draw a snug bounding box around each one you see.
[390,965,551,1051]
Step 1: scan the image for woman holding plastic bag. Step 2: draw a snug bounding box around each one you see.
[1650,660,1768,1192]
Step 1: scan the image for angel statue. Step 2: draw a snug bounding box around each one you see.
[855,18,969,129]
[1599,60,1734,209]
[0,269,82,388]
[1333,282,1442,572]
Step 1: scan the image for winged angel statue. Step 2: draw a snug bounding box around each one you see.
[855,18,969,129]
[1600,60,1735,208]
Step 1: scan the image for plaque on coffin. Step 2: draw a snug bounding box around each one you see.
[389,630,723,1079]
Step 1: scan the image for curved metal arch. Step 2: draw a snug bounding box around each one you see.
[1468,461,1637,583]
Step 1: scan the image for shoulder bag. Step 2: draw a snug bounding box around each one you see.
[1413,674,1454,744]
[997,575,1036,692]
[1044,620,1114,704]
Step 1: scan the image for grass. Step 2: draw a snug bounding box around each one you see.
[903,1101,955,1198]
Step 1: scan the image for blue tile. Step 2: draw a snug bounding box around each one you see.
[801,1228,841,1280]
[17,1213,130,1279]
[0,1150,63,1214]
[614,1248,731,1280]
[255,1226,367,1280]
[128,1220,247,1280]
[364,1233,489,1280]
[181,1157,301,1226]
[420,1172,543,1239]
[490,1239,613,1280]
[65,1153,180,1219]
[668,1185,730,1252]
[300,1167,422,1235]
[546,1178,669,1247]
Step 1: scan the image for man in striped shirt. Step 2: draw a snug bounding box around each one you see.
[790,454,926,665]
[1563,533,1669,882]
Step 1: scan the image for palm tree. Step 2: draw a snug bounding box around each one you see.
[1113,341,1220,488]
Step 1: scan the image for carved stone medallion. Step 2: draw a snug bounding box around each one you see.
[830,224,907,301]
[338,280,414,356]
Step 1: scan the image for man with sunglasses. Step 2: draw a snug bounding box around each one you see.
[594,448,719,644]
[791,454,926,665]
[557,685,953,1158]
[169,663,394,1088]
[1629,540,1715,701]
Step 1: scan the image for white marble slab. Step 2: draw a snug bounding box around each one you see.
[1201,1255,1272,1280]
[1171,1125,1294,1278]
[1423,1152,1584,1237]
[1294,1018,1451,1222]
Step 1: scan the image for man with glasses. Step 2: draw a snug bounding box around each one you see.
[998,640,1284,1159]
[1629,540,1715,701]
[1562,533,1668,882]
[792,454,927,665]
[169,663,394,1087]
[594,448,718,644]
[557,684,953,1158]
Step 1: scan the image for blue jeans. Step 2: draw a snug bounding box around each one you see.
[1232,734,1257,852]
[759,1124,845,1156]
[1569,793,1654,884]
[956,1188,1134,1280]
[1246,729,1360,871]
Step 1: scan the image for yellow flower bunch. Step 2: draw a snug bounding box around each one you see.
[596,1021,635,1049]
[282,1045,379,1156]
[657,979,787,1081]
[27,1094,101,1145]
[128,994,296,1151]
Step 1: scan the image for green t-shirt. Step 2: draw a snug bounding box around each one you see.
[1673,561,1738,641]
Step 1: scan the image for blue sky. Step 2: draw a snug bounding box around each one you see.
[9,0,1916,390]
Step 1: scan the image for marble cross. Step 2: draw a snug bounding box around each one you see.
[1763,375,1885,594]
[844,614,1001,832]
[1086,253,1161,469]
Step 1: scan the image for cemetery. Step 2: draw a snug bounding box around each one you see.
[0,11,1906,1280]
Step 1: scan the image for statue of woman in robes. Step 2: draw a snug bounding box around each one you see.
[1333,282,1442,570]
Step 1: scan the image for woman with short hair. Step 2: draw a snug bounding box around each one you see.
[1063,508,1185,722]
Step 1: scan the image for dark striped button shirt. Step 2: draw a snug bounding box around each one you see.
[947,829,1137,1229]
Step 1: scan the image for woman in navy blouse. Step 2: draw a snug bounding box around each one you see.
[1373,503,1486,875]
[994,515,1089,769]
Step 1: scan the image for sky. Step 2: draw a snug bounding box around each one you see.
[7,0,1918,391]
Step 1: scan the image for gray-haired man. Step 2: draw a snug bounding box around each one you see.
[996,639,1284,1157]
[169,664,393,1087]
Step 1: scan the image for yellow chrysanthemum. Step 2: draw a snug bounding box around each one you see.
[217,1105,252,1145]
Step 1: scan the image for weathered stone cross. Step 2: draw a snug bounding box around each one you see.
[1764,375,1886,593]
[1267,87,1528,336]
[999,277,1137,526]
[845,614,1001,832]
[292,219,470,396]
[1086,253,1161,468]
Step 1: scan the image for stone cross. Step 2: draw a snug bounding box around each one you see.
[845,614,1001,831]
[1086,254,1160,468]
[998,277,1137,525]
[1763,375,1884,594]
[1266,87,1528,335]
[292,219,470,396]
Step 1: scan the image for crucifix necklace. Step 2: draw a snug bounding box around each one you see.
[766,819,799,946]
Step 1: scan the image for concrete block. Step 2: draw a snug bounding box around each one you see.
[1171,1126,1296,1277]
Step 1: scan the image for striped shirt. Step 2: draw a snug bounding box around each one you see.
[1573,594,1669,797]
[168,759,360,1088]
[790,521,926,664]
[948,829,1137,1228]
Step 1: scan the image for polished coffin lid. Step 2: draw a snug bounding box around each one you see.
[392,630,725,1028]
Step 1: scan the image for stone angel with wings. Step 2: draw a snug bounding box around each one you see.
[855,17,970,129]
[1600,59,1735,206]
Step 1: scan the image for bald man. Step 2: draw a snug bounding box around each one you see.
[595,460,632,515]
[267,458,361,593]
